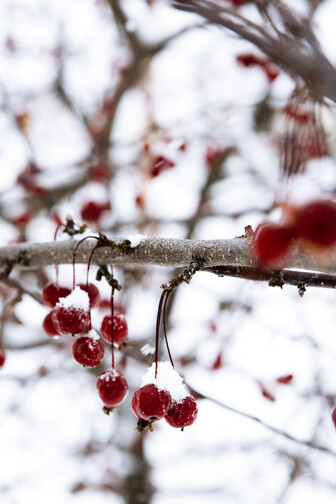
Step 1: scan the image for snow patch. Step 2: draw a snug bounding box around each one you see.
[87,329,100,341]
[141,343,155,356]
[57,286,90,311]
[141,361,188,402]
[126,233,146,247]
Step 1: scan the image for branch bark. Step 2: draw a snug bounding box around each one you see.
[2,237,336,286]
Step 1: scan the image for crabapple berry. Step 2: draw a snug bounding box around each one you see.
[150,155,175,178]
[131,384,172,422]
[42,311,61,338]
[293,199,336,249]
[52,306,90,335]
[252,221,294,268]
[0,349,6,368]
[164,395,198,428]
[78,283,100,308]
[42,283,71,308]
[72,332,105,368]
[80,201,111,224]
[100,313,128,345]
[96,369,128,408]
[52,287,90,335]
[331,407,336,430]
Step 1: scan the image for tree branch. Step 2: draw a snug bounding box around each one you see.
[171,0,336,103]
[1,237,336,287]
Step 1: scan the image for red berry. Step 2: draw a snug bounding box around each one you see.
[52,305,90,335]
[90,163,111,182]
[78,283,100,308]
[294,199,336,248]
[42,311,61,337]
[96,369,128,407]
[42,283,71,308]
[72,333,105,367]
[0,349,6,368]
[131,384,172,421]
[80,201,111,224]
[276,374,293,385]
[253,221,294,268]
[165,395,198,428]
[259,382,276,402]
[100,314,128,345]
[331,407,336,429]
[150,155,175,178]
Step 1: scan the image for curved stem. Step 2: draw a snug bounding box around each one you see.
[53,223,65,288]
[154,290,167,379]
[72,236,99,290]
[110,286,115,369]
[162,290,174,368]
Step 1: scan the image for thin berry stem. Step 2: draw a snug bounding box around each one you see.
[53,223,65,288]
[110,286,115,369]
[154,290,166,379]
[162,290,174,368]
[86,242,100,330]
[72,236,99,290]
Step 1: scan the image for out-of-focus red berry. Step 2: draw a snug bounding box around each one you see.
[150,155,175,178]
[294,199,336,249]
[80,201,111,224]
[252,221,295,268]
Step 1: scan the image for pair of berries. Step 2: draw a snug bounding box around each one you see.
[131,363,198,430]
[253,199,336,268]
[132,383,198,430]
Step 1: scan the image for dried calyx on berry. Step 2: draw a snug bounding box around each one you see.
[52,286,90,335]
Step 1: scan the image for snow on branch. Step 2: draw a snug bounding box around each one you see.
[1,237,336,289]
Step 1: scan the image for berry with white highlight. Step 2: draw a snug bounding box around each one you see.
[131,384,171,422]
[100,313,128,345]
[52,287,90,335]
[96,369,128,408]
[165,395,198,428]
[72,330,105,368]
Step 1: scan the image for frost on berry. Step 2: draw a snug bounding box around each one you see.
[0,349,6,369]
[43,311,61,338]
[42,282,71,308]
[52,287,90,335]
[72,330,105,368]
[96,369,128,410]
[78,283,100,308]
[165,395,198,429]
[252,221,295,268]
[100,313,128,346]
[131,384,172,422]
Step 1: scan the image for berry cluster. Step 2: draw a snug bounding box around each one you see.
[252,198,336,268]
[40,225,198,430]
[42,281,129,411]
[131,362,198,431]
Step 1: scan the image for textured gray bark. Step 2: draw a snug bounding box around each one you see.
[0,237,335,275]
